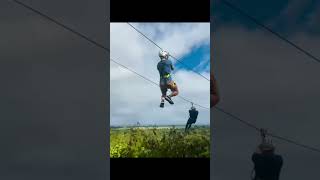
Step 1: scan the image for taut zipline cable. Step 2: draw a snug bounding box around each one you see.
[110,59,210,110]
[220,0,320,64]
[127,22,211,81]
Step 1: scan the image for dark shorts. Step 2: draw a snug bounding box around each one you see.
[160,76,172,86]
[160,77,176,96]
[187,118,196,124]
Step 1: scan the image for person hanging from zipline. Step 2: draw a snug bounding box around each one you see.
[251,129,283,180]
[211,73,220,107]
[157,50,179,108]
[185,104,199,132]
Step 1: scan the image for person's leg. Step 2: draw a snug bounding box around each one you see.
[160,98,165,108]
[164,80,175,105]
[185,123,189,132]
[159,81,167,108]
[185,118,191,132]
[186,124,191,132]
[168,81,179,97]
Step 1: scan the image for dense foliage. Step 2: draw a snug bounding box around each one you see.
[110,127,210,158]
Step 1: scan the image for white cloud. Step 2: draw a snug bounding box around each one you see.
[110,23,210,126]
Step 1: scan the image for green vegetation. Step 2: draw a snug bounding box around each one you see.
[110,126,210,158]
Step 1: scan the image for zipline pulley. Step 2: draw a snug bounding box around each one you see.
[260,128,267,144]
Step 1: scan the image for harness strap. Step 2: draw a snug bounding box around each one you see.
[163,74,171,78]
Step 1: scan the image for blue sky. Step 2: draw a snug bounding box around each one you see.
[213,0,320,35]
[174,44,210,74]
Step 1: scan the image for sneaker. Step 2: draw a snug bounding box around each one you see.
[160,102,164,108]
[165,96,174,105]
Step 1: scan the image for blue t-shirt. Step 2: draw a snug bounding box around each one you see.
[157,60,174,77]
[189,109,199,120]
[252,153,283,180]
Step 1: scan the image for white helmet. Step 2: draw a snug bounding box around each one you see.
[159,50,169,60]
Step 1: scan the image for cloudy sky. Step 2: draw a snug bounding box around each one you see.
[212,0,320,179]
[110,23,210,126]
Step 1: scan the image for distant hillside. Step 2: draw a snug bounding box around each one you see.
[111,124,210,129]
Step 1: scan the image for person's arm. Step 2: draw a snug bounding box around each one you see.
[157,62,163,76]
[252,145,263,162]
[276,156,283,180]
[211,74,220,107]
[170,60,174,71]
[251,153,257,163]
[252,151,261,164]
